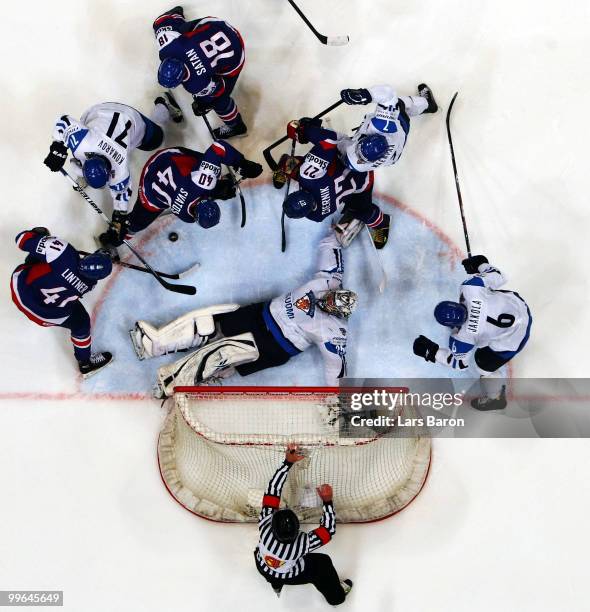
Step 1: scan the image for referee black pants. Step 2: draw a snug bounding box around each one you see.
[258,553,346,605]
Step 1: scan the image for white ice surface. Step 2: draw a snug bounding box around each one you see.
[1,1,589,610]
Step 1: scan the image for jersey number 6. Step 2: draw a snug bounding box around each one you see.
[486,314,515,328]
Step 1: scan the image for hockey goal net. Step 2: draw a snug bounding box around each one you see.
[158,386,431,523]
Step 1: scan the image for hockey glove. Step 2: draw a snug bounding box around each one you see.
[31,227,51,237]
[237,159,263,179]
[166,5,185,17]
[44,141,68,172]
[340,88,372,105]
[462,255,489,274]
[214,175,237,200]
[287,117,322,144]
[413,335,439,363]
[191,97,213,117]
[99,211,130,248]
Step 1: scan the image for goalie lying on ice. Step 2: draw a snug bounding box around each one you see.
[130,228,357,397]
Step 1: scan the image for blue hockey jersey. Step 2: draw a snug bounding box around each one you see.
[129,142,243,233]
[10,232,96,326]
[296,125,373,222]
[153,11,245,97]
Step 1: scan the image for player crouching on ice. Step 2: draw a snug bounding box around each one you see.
[254,444,353,604]
[413,255,532,410]
[338,83,438,172]
[130,228,356,397]
[10,228,113,378]
[43,96,184,233]
[98,141,262,249]
[153,6,248,139]
[275,117,391,249]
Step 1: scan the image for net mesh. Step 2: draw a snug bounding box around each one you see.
[158,387,431,523]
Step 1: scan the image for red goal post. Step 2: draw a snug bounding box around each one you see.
[158,386,431,523]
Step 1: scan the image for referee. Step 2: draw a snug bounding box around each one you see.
[254,444,353,604]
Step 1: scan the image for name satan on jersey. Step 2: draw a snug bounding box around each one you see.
[445,265,533,369]
[10,232,96,326]
[297,125,373,222]
[153,11,245,96]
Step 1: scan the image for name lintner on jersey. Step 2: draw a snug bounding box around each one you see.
[61,268,89,294]
[466,299,482,333]
[97,139,124,165]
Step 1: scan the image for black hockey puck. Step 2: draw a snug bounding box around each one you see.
[168,232,179,242]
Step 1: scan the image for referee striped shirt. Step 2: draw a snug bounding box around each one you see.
[255,460,336,579]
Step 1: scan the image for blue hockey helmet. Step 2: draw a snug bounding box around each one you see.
[83,157,110,189]
[434,301,468,328]
[271,509,300,543]
[78,251,112,280]
[357,134,388,163]
[283,190,316,219]
[197,199,221,228]
[158,57,185,89]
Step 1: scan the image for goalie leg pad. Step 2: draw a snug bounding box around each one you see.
[131,303,240,359]
[155,332,259,397]
[334,212,364,248]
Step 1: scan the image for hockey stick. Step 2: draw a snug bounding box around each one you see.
[446,92,472,257]
[59,169,197,295]
[280,138,297,252]
[262,99,344,170]
[285,0,349,46]
[200,113,247,228]
[79,251,200,280]
[364,226,387,293]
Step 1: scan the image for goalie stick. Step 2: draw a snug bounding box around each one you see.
[58,169,197,295]
[200,112,247,228]
[446,92,472,257]
[286,0,349,46]
[79,251,200,280]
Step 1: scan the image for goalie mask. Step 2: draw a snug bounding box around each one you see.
[317,289,358,319]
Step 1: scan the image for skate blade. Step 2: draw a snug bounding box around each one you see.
[81,356,114,379]
[129,328,146,360]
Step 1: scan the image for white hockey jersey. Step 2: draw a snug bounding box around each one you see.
[267,233,349,386]
[53,103,148,212]
[338,85,428,172]
[436,263,532,370]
